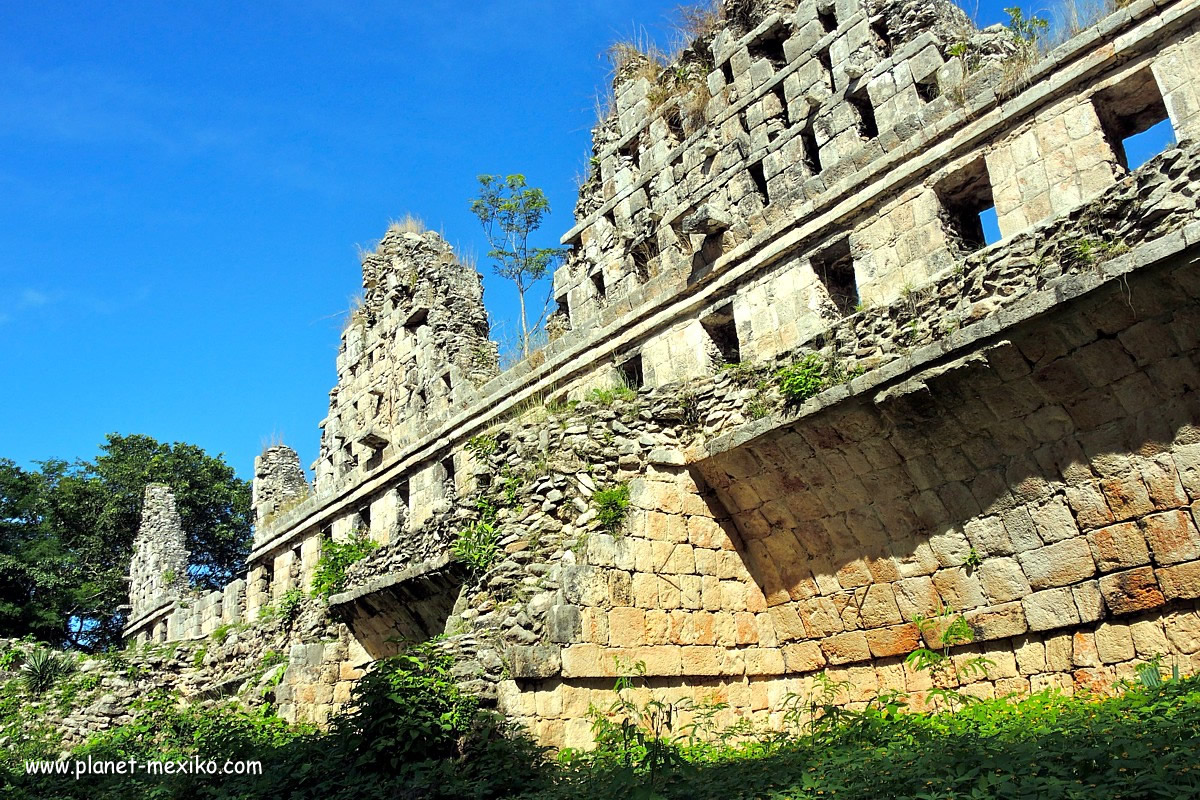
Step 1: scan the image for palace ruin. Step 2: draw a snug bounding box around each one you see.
[117,0,1200,749]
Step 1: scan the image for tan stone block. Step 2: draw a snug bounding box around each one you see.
[1030,495,1080,543]
[1017,538,1096,590]
[632,573,658,607]
[1130,620,1171,659]
[744,648,786,675]
[859,584,903,628]
[1163,612,1200,654]
[1095,622,1136,663]
[894,576,942,620]
[658,576,682,609]
[1045,632,1074,672]
[700,575,722,610]
[1072,632,1101,667]
[1142,510,1200,565]
[966,602,1029,641]
[609,607,646,647]
[535,688,564,718]
[681,646,722,676]
[745,583,768,613]
[768,604,808,642]
[1088,522,1151,571]
[687,516,727,548]
[678,574,702,609]
[978,557,1032,603]
[797,597,845,637]
[719,580,748,610]
[865,623,922,658]
[1099,474,1156,522]
[1099,567,1166,615]
[339,662,364,681]
[821,631,871,665]
[734,611,759,645]
[1073,580,1105,624]
[1064,483,1115,530]
[1014,636,1046,674]
[1023,587,1081,631]
[782,642,826,673]
[1157,561,1200,599]
[964,516,1014,557]
[932,566,986,610]
[561,644,618,678]
[630,645,681,676]
[664,543,696,574]
[835,558,874,588]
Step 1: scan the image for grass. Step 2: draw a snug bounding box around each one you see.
[386,213,426,235]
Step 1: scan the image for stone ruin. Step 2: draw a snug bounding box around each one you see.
[124,484,190,642]
[119,0,1200,750]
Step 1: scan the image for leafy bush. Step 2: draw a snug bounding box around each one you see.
[20,647,72,694]
[775,352,829,403]
[452,521,501,572]
[310,532,379,599]
[589,386,637,406]
[593,484,631,533]
[466,434,498,456]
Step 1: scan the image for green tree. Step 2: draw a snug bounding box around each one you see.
[470,174,563,360]
[0,434,252,651]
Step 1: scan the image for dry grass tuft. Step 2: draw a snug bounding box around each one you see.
[386,213,427,235]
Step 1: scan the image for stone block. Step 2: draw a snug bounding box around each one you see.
[1142,510,1200,564]
[547,605,582,643]
[820,631,872,665]
[1088,522,1151,571]
[507,645,563,679]
[1094,622,1136,663]
[978,557,1032,603]
[1017,538,1096,589]
[781,641,827,673]
[1099,567,1166,615]
[865,623,922,658]
[1023,587,1081,631]
[1157,561,1200,599]
[966,602,1029,641]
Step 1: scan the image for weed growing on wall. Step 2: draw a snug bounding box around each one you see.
[310,533,379,599]
[452,521,501,573]
[593,484,631,533]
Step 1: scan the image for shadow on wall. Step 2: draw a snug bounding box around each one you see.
[691,255,1200,633]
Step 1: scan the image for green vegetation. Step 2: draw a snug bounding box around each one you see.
[593,484,631,533]
[20,647,73,694]
[6,641,1200,800]
[589,386,638,406]
[466,434,499,457]
[775,353,862,405]
[470,174,564,361]
[0,434,252,650]
[310,532,379,599]
[452,521,501,572]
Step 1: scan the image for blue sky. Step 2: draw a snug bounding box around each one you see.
[0,1,1164,481]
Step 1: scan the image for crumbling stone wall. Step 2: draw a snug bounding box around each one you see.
[115,0,1200,754]
[125,485,190,643]
[252,445,310,532]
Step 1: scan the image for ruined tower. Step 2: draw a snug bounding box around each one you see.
[252,444,310,533]
[125,484,190,644]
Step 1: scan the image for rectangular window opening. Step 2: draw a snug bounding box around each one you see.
[632,237,659,282]
[617,354,644,390]
[591,271,607,301]
[817,47,834,91]
[720,60,735,87]
[701,306,740,365]
[619,136,641,171]
[935,158,999,251]
[771,83,791,127]
[813,238,859,316]
[441,373,453,392]
[748,161,770,205]
[358,503,371,533]
[1093,69,1175,172]
[818,6,837,34]
[848,90,879,139]
[666,108,686,142]
[915,74,940,103]
[801,119,822,174]
[871,18,892,56]
[748,28,788,68]
[441,456,456,493]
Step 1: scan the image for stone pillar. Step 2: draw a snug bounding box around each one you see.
[127,484,190,623]
[253,445,310,531]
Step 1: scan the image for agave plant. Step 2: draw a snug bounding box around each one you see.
[21,647,72,694]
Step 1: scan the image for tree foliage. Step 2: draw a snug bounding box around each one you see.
[470,174,564,360]
[0,434,251,650]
